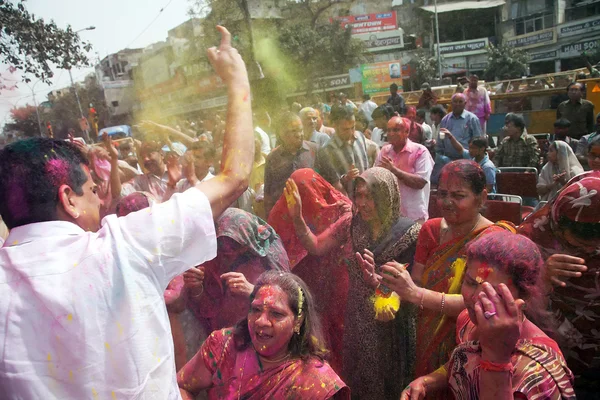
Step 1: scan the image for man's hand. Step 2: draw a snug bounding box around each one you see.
[182,153,199,186]
[166,152,182,187]
[341,164,360,185]
[378,156,395,173]
[206,26,248,86]
[102,133,119,161]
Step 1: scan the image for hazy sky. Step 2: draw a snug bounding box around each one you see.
[0,0,194,128]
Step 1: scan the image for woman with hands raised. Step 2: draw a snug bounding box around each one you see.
[400,231,575,400]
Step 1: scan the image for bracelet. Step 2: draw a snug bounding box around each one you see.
[440,292,446,314]
[480,360,514,375]
[419,289,425,311]
[190,286,204,298]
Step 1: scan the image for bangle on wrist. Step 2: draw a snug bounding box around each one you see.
[480,360,514,375]
[440,292,446,314]
[190,286,204,298]
[419,288,425,311]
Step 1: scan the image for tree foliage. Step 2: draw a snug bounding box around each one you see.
[187,0,365,100]
[484,43,528,81]
[3,104,39,137]
[3,75,108,139]
[0,0,93,85]
[410,49,444,86]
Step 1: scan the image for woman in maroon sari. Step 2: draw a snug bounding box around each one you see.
[268,168,352,371]
[518,171,600,398]
[178,271,350,400]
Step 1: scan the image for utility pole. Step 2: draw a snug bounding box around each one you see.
[434,0,442,81]
[70,26,96,142]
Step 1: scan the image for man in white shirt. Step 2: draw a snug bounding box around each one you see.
[359,94,377,122]
[163,140,216,201]
[0,26,253,400]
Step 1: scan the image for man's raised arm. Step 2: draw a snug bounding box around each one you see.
[195,26,254,219]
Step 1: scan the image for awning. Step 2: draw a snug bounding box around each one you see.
[420,0,505,13]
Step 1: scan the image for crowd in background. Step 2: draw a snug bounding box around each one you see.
[1,27,600,400]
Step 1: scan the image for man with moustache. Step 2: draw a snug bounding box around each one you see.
[121,140,171,201]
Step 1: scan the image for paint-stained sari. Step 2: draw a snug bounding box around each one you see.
[268,169,353,372]
[518,171,600,397]
[446,310,576,400]
[195,328,350,400]
[343,167,421,400]
[414,218,515,378]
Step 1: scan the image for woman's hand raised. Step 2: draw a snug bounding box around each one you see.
[356,249,380,289]
[475,282,525,363]
[284,178,303,221]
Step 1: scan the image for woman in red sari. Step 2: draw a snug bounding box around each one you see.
[518,171,600,398]
[267,168,352,371]
[370,160,515,383]
[399,231,575,400]
[178,270,350,400]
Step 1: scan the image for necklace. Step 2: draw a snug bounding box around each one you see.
[237,348,291,400]
[442,214,482,242]
[257,351,291,366]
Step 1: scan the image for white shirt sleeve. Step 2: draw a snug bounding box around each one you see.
[100,188,217,288]
[414,149,434,180]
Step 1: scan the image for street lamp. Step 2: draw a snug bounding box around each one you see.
[69,26,96,142]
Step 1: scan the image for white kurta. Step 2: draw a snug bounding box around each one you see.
[0,189,217,400]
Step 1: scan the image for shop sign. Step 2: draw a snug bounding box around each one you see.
[560,38,600,58]
[436,38,489,56]
[356,30,404,52]
[530,50,557,62]
[505,29,555,48]
[331,12,397,35]
[558,16,600,39]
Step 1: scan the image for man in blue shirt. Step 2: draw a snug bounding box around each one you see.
[436,93,483,161]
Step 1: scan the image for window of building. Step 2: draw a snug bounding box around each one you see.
[566,1,600,21]
[511,0,554,35]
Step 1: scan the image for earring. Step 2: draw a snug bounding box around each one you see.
[293,325,300,334]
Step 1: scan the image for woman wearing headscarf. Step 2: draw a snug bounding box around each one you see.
[537,140,584,201]
[282,167,421,399]
[186,208,290,335]
[518,171,600,398]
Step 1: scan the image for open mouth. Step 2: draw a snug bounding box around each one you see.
[255,331,273,342]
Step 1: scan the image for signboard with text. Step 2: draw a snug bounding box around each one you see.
[558,16,600,38]
[505,28,556,49]
[355,30,404,52]
[360,61,403,95]
[436,38,489,56]
[530,50,558,62]
[560,38,600,58]
[331,12,397,35]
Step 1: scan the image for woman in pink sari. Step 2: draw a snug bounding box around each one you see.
[178,271,350,399]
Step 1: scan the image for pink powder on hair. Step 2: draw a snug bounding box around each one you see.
[45,159,70,187]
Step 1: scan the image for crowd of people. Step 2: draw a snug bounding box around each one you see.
[0,26,599,400]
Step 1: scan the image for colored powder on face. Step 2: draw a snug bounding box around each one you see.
[476,262,493,283]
